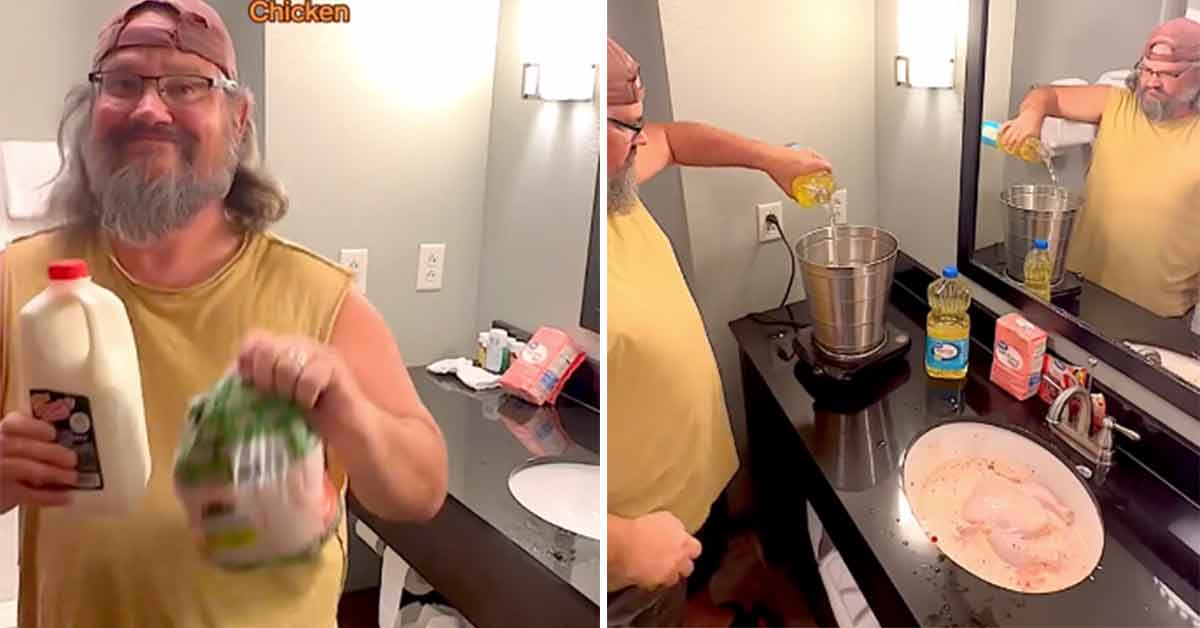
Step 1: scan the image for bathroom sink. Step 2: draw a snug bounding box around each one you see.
[902,421,1104,593]
[507,459,601,540]
[1124,342,1200,388]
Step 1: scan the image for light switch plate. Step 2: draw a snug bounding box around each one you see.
[416,243,446,292]
[339,248,368,295]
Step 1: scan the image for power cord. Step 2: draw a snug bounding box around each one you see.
[749,213,809,329]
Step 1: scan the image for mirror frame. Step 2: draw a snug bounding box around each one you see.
[955,0,1198,415]
[580,161,601,333]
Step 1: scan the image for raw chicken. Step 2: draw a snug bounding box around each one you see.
[960,473,1074,573]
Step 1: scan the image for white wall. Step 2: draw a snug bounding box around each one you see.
[475,0,602,349]
[657,0,879,447]
[266,1,501,365]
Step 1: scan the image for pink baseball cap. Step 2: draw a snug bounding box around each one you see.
[608,38,644,106]
[92,0,239,81]
[1143,17,1200,69]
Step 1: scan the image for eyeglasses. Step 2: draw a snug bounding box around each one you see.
[88,71,238,109]
[1134,59,1196,81]
[607,117,644,139]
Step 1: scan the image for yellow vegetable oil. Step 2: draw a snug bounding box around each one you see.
[981,120,1044,163]
[1023,238,1053,301]
[926,266,971,380]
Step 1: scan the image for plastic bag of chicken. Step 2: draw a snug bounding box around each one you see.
[173,374,341,570]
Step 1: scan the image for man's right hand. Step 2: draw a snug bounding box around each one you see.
[611,511,702,590]
[0,412,78,509]
[999,110,1045,153]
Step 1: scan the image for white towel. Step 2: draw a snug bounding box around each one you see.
[0,141,61,220]
[425,358,502,391]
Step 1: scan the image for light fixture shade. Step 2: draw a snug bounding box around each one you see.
[897,0,965,89]
[521,63,596,102]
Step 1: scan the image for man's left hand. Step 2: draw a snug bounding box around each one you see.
[761,144,833,198]
[236,330,366,442]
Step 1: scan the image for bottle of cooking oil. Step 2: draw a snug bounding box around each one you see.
[790,171,836,207]
[926,266,971,380]
[981,120,1044,163]
[785,142,836,207]
[1023,238,1053,301]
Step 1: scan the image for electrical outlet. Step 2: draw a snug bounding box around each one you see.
[831,189,848,224]
[756,201,783,243]
[416,243,446,292]
[339,248,368,294]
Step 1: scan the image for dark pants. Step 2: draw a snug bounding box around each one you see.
[608,495,731,627]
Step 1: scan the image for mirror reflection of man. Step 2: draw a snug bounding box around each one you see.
[606,37,831,627]
[1000,17,1200,318]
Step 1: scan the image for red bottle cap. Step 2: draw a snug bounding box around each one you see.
[48,259,89,281]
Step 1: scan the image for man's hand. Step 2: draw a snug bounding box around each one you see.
[760,144,833,198]
[611,511,702,591]
[236,330,366,445]
[0,412,78,510]
[999,110,1045,153]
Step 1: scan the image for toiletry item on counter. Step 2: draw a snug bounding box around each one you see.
[485,328,510,373]
[500,326,587,406]
[990,313,1047,400]
[173,374,341,570]
[425,357,503,391]
[1038,355,1090,405]
[19,259,151,515]
[475,332,488,367]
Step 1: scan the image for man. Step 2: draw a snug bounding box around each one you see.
[606,37,832,627]
[0,1,448,626]
[1000,17,1200,318]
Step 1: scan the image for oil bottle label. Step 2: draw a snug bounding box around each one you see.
[926,338,969,372]
[29,390,103,490]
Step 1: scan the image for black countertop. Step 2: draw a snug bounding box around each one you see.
[732,289,1200,627]
[349,368,600,628]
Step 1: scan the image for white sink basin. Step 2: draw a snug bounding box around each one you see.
[902,421,1104,593]
[508,461,601,540]
[1125,342,1200,388]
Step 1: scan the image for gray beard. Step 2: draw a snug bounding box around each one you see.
[1138,87,1198,123]
[607,159,639,213]
[84,130,236,247]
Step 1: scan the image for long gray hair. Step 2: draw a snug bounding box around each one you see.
[46,83,288,235]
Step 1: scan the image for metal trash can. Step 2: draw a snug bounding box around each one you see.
[1003,184,1081,285]
[796,225,899,357]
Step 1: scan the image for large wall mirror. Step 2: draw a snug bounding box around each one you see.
[958,0,1200,413]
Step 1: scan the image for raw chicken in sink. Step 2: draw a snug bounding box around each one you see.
[959,472,1075,578]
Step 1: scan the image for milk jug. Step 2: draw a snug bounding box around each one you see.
[18,259,150,515]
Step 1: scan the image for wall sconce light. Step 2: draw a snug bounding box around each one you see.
[895,0,964,89]
[894,55,954,89]
[522,63,596,102]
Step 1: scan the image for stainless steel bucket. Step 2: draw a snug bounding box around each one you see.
[1003,184,1081,285]
[796,225,899,357]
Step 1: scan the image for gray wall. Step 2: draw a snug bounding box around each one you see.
[474,0,602,350]
[265,1,502,366]
[607,0,693,280]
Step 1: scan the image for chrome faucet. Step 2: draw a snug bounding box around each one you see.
[1045,365,1141,470]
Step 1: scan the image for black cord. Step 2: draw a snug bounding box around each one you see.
[770,215,797,312]
[747,214,805,330]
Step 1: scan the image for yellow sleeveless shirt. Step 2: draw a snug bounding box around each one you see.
[1067,87,1200,317]
[1,227,352,628]
[607,199,739,577]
